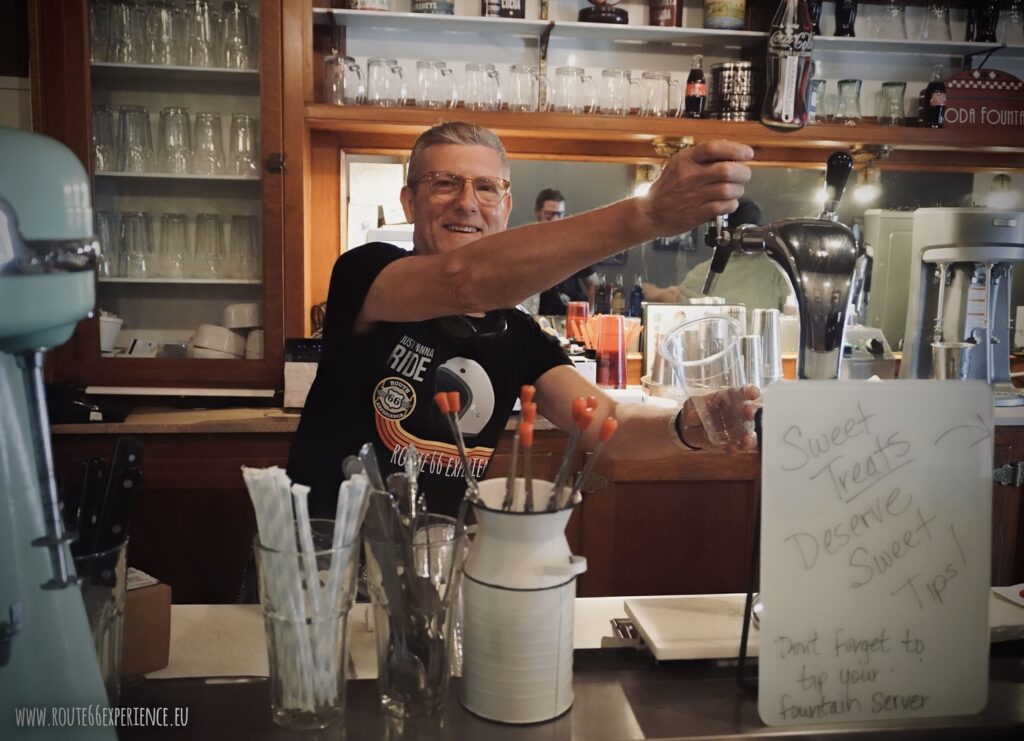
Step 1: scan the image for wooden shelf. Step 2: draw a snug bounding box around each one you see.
[303,103,1024,171]
[95,172,261,182]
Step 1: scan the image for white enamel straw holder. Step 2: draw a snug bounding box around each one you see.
[459,478,587,724]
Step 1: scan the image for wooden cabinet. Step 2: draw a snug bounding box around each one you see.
[28,0,285,390]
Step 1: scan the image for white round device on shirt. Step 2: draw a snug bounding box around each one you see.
[436,357,495,437]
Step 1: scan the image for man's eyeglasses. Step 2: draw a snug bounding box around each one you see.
[539,209,566,221]
[410,171,510,206]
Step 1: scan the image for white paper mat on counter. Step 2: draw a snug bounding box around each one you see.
[624,594,758,661]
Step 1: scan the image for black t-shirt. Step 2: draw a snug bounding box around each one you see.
[538,267,596,315]
[287,242,571,518]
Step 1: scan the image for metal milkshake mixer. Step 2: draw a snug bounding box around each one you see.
[899,207,1024,405]
[0,126,114,737]
[703,152,858,380]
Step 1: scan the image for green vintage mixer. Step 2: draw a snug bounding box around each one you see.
[0,126,114,738]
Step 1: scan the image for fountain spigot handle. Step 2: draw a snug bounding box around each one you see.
[702,241,733,295]
[821,151,854,221]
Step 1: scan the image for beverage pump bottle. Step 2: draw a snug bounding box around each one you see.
[761,0,814,131]
[834,0,858,37]
[595,278,611,314]
[921,64,946,129]
[628,275,644,318]
[684,54,707,118]
[610,275,626,315]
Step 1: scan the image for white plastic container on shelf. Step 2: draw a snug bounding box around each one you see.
[223,302,261,329]
[460,478,586,725]
[193,323,245,357]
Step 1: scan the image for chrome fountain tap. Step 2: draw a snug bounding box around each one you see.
[703,151,856,379]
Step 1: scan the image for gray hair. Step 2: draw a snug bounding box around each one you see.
[407,122,509,183]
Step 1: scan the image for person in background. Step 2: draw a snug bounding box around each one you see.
[534,188,599,315]
[288,122,759,519]
[644,198,793,311]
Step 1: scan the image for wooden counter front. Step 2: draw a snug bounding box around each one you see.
[52,408,1024,603]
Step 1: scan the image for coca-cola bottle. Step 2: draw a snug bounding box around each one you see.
[761,0,814,131]
[807,0,822,34]
[965,2,977,41]
[975,1,999,42]
[834,0,857,37]
[684,54,707,118]
[921,64,946,129]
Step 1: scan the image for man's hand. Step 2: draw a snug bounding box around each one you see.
[677,384,761,454]
[641,140,754,238]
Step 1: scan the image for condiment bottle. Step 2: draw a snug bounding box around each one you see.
[684,54,707,118]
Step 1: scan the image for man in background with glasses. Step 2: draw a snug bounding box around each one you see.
[290,121,760,519]
[534,188,599,316]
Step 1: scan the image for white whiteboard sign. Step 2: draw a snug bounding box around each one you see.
[758,381,993,726]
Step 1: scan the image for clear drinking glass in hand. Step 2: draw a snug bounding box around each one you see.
[660,316,752,447]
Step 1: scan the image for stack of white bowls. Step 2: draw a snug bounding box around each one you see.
[192,323,245,359]
[223,302,263,359]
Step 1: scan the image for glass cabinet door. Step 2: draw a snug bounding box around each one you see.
[89,0,264,364]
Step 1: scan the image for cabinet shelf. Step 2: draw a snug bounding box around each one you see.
[303,103,1024,171]
[91,62,260,84]
[95,172,260,182]
[98,278,262,285]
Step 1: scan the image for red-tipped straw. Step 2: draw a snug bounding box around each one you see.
[547,397,594,510]
[520,421,534,512]
[434,391,479,501]
[563,416,618,509]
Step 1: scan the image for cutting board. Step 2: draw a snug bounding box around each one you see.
[624,594,758,661]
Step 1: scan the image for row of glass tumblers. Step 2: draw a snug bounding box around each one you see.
[92,105,259,176]
[323,56,703,118]
[95,210,260,281]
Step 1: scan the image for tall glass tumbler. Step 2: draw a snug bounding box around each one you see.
[145,0,180,65]
[660,316,751,447]
[120,211,152,279]
[595,314,626,389]
[256,520,360,730]
[228,113,258,176]
[833,79,862,125]
[192,112,225,175]
[117,105,155,172]
[807,79,827,124]
[878,81,906,126]
[221,1,252,68]
[874,1,907,40]
[184,0,217,66]
[364,513,467,719]
[92,104,117,172]
[920,2,952,41]
[158,106,192,173]
[229,214,259,279]
[109,0,144,64]
[74,539,128,706]
[89,0,110,63]
[94,210,119,278]
[193,213,225,278]
[159,213,189,278]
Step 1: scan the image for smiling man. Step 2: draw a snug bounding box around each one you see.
[288,122,760,518]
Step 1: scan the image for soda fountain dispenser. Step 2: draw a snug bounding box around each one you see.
[703,151,857,379]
